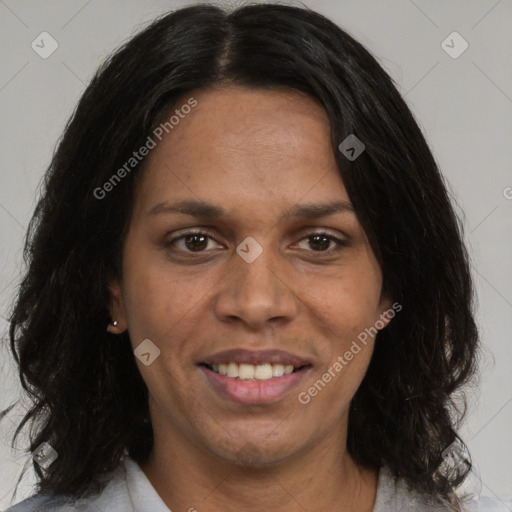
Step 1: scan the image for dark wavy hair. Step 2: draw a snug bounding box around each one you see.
[5,1,478,503]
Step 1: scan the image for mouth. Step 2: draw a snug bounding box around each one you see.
[198,349,312,404]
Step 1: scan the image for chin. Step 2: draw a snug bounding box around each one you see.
[205,428,306,468]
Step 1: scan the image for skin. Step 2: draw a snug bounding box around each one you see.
[108,86,393,512]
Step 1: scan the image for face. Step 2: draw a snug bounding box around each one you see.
[109,86,392,466]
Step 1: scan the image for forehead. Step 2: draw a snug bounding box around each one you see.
[134,86,350,219]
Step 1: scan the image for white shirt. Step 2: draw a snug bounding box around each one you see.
[3,457,510,511]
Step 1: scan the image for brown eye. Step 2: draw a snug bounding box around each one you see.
[308,234,332,251]
[295,231,347,254]
[167,230,223,254]
[183,233,209,252]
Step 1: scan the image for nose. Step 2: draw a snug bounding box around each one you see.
[213,241,299,330]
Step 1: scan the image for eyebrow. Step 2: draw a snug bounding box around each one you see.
[148,198,355,220]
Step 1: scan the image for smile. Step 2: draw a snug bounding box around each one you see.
[199,364,311,404]
[198,348,312,403]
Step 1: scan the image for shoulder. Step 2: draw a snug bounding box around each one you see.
[3,460,132,512]
[374,465,511,512]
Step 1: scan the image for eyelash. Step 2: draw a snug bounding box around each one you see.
[166,229,348,257]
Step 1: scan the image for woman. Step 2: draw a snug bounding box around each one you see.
[3,2,502,511]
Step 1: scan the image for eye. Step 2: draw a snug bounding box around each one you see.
[166,230,223,253]
[295,231,348,255]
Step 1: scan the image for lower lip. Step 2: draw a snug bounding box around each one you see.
[200,366,310,404]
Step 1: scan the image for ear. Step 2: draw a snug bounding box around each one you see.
[375,295,397,331]
[106,279,128,334]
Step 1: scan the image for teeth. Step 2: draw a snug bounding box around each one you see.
[227,362,238,378]
[254,363,272,380]
[239,364,255,380]
[272,364,285,377]
[209,362,300,381]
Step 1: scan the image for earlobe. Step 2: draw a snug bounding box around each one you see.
[106,319,126,334]
[376,296,395,331]
[106,280,127,334]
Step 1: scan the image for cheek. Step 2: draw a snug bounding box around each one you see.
[121,254,184,337]
[295,263,383,398]
[120,248,224,348]
[302,268,383,336]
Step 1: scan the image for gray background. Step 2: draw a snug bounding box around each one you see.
[0,0,511,509]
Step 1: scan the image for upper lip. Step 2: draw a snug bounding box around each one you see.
[200,349,311,367]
